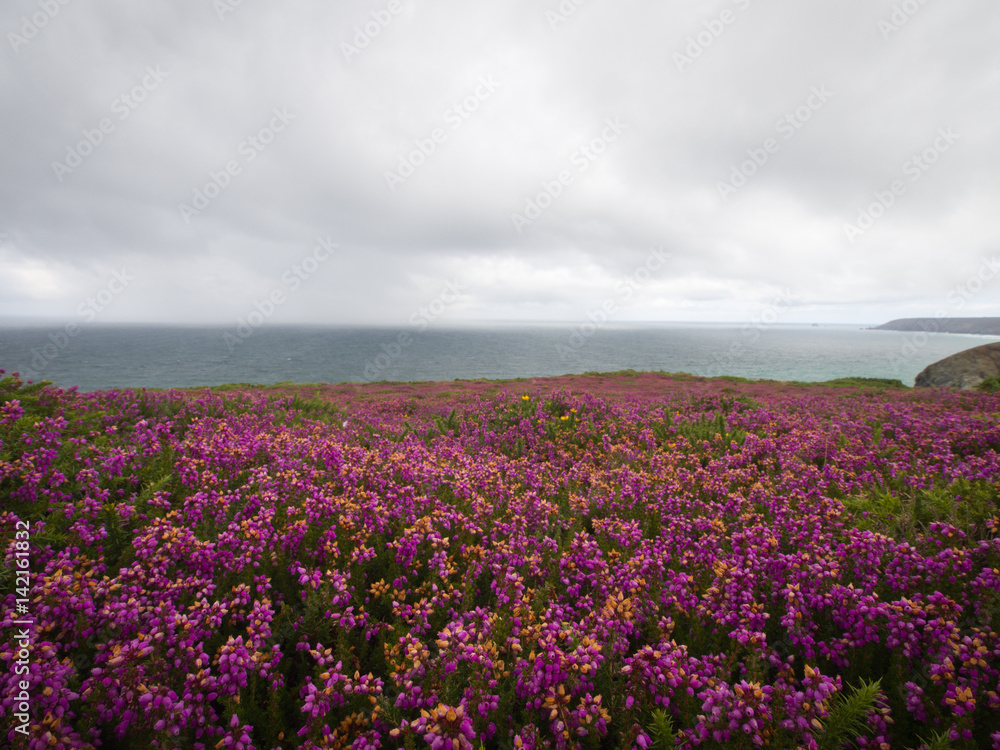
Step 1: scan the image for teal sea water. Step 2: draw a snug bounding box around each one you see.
[0,322,997,393]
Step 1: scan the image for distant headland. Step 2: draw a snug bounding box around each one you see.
[872,317,1000,336]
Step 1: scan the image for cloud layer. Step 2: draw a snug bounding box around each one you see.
[2,0,998,326]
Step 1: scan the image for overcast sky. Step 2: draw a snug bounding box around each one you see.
[1,0,998,327]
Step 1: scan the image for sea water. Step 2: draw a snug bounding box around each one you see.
[0,322,997,392]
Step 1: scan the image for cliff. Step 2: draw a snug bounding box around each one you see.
[874,318,1000,335]
[914,341,1000,389]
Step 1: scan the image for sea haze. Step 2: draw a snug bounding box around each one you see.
[1,323,997,393]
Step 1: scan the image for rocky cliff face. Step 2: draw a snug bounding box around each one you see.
[914,342,1000,389]
[875,318,1000,335]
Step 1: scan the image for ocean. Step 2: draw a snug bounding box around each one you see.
[0,322,997,393]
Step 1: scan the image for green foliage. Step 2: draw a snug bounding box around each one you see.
[976,375,1000,393]
[206,381,325,391]
[841,478,999,542]
[672,412,747,449]
[134,388,188,420]
[819,377,907,389]
[647,709,678,750]
[817,678,881,750]
[578,369,701,381]
[920,730,955,750]
[433,408,461,436]
[281,394,344,424]
[0,374,58,415]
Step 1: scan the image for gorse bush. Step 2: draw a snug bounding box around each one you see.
[1,370,1000,749]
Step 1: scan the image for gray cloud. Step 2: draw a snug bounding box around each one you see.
[1,0,998,327]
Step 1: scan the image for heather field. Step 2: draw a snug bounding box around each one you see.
[3,370,1000,750]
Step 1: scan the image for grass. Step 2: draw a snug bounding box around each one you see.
[159,372,912,395]
[841,478,1000,543]
[579,371,910,390]
[807,377,907,389]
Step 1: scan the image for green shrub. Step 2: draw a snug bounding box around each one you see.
[975,375,1000,393]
